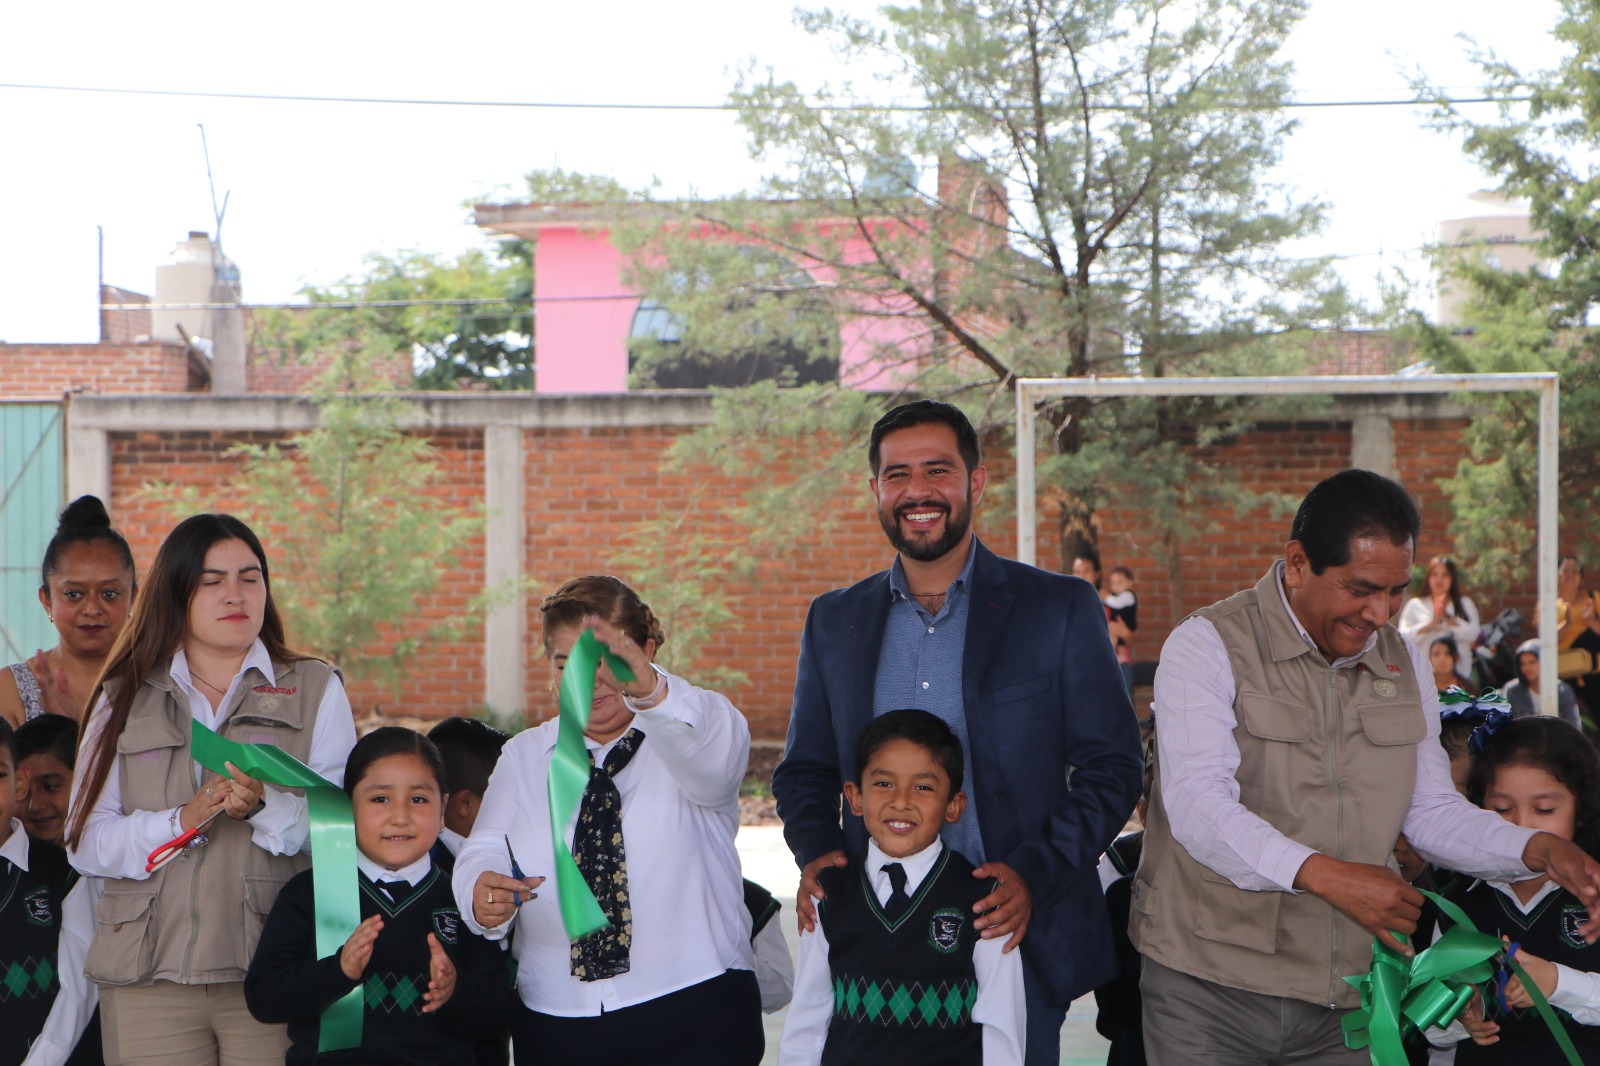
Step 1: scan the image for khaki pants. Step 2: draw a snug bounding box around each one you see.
[1141,958,1369,1065]
[100,981,289,1066]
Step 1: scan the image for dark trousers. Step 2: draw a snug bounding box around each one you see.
[511,968,762,1066]
[1023,952,1069,1066]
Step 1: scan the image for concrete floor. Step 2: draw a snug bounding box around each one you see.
[738,825,1111,1066]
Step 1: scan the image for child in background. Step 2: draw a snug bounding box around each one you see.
[778,709,1024,1065]
[0,718,99,1066]
[14,715,77,846]
[426,718,510,859]
[245,728,518,1066]
[1429,717,1600,1062]
[1104,567,1139,637]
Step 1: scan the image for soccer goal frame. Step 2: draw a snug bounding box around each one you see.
[1014,373,1563,717]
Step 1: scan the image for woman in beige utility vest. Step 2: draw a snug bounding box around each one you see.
[65,513,357,1066]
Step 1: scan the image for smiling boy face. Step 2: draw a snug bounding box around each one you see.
[843,737,967,860]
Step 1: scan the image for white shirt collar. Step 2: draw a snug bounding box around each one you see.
[1485,876,1563,914]
[357,850,434,886]
[172,639,275,699]
[437,826,466,857]
[865,837,945,899]
[0,819,28,872]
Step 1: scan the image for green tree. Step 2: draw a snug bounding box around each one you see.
[601,0,1346,610]
[143,353,510,700]
[1412,0,1600,589]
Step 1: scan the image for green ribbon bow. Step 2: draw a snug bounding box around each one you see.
[1341,888,1583,1065]
[546,629,636,941]
[191,719,363,1053]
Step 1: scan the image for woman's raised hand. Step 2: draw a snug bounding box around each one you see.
[220,761,266,820]
[471,869,543,929]
[181,773,232,831]
[584,616,657,700]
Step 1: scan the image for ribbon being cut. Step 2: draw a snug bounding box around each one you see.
[1341,888,1584,1065]
[546,628,636,940]
[189,718,364,1053]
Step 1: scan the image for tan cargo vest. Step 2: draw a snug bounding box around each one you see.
[85,657,339,987]
[1129,564,1425,1008]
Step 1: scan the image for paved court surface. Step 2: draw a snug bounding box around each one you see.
[738,825,1112,1065]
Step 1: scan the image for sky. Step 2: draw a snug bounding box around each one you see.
[0,0,1568,344]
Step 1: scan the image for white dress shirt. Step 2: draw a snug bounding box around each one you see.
[5,819,99,1066]
[451,668,754,1016]
[67,640,358,879]
[1153,564,1535,894]
[1397,595,1481,668]
[777,838,1026,1066]
[356,851,434,887]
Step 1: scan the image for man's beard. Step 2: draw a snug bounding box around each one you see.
[879,496,972,562]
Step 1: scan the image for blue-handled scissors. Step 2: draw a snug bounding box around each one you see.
[506,835,527,906]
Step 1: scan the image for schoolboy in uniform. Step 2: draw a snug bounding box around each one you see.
[0,718,99,1066]
[778,710,1024,1065]
[426,717,510,859]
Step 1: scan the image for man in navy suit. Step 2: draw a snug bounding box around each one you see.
[773,399,1144,1064]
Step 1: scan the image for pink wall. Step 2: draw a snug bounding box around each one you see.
[532,223,928,393]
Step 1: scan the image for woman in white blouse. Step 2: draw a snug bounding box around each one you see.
[453,575,761,1066]
[64,514,357,1066]
[1398,555,1481,672]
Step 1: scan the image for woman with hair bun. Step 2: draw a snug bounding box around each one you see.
[452,575,763,1066]
[1,495,137,727]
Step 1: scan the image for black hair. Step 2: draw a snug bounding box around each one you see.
[0,718,15,769]
[343,727,448,799]
[15,715,77,770]
[1429,636,1460,667]
[1290,469,1422,574]
[868,400,981,476]
[41,495,136,590]
[1073,546,1103,586]
[1439,716,1478,763]
[426,717,509,797]
[1467,716,1600,858]
[1111,565,1134,581]
[852,709,964,796]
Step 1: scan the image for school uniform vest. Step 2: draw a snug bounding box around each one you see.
[0,837,77,1066]
[1448,879,1600,1064]
[84,658,337,987]
[1130,564,1425,1009]
[817,849,988,1066]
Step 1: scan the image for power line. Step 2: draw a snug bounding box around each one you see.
[0,80,1527,112]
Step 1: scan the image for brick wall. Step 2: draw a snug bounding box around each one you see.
[0,342,195,399]
[100,410,1521,741]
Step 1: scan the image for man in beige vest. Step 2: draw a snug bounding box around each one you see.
[1132,469,1600,1063]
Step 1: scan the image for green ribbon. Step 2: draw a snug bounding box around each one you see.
[547,630,637,941]
[190,719,363,1053]
[1342,888,1583,1065]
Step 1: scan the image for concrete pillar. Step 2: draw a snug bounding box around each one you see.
[1350,413,1396,478]
[65,424,110,508]
[483,425,526,718]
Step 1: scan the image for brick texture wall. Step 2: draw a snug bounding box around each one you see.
[0,342,195,398]
[102,413,1521,741]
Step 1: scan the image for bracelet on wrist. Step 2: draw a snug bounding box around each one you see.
[623,670,669,711]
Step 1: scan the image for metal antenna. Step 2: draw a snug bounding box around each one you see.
[197,123,229,248]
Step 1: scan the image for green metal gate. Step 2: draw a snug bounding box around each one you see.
[1,403,64,663]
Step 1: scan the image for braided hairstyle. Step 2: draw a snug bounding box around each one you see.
[539,575,665,657]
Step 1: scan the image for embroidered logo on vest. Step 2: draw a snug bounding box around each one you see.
[252,685,299,695]
[1562,903,1593,949]
[23,887,54,927]
[1372,679,1398,699]
[927,908,964,954]
[431,908,460,945]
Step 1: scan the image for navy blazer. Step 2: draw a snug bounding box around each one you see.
[773,538,1144,1005]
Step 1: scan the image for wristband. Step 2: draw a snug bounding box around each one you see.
[170,806,183,836]
[245,797,268,820]
[623,669,669,711]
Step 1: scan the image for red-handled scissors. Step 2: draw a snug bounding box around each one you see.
[146,809,223,873]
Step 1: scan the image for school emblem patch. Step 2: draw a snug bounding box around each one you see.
[928,908,965,954]
[1561,903,1592,949]
[23,888,54,927]
[431,908,461,945]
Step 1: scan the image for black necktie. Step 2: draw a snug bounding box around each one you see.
[882,862,911,919]
[376,879,409,904]
[570,728,646,981]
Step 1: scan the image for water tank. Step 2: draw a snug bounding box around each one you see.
[151,231,245,392]
[1435,192,1541,326]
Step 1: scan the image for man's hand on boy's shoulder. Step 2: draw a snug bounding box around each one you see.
[795,850,848,934]
[972,861,1031,953]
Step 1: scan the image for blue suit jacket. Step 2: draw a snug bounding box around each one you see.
[773,538,1144,1005]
